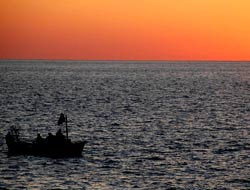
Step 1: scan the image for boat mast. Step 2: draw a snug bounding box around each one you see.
[65,115,69,140]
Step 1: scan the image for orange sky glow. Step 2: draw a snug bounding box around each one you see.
[0,0,250,60]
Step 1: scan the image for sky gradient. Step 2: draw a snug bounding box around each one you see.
[1,0,250,60]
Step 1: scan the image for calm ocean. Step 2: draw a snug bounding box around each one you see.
[0,60,250,189]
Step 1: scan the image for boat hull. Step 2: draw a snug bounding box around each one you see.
[7,140,86,158]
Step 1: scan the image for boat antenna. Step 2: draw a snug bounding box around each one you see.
[65,114,68,140]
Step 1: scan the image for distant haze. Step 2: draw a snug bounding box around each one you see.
[0,0,250,60]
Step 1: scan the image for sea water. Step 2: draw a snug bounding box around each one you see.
[0,60,250,189]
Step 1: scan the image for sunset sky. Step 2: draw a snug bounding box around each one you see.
[0,0,250,60]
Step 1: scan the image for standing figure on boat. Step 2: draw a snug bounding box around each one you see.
[57,113,69,140]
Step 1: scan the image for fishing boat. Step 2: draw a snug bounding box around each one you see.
[5,114,86,158]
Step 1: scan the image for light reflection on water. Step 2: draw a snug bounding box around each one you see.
[0,61,250,189]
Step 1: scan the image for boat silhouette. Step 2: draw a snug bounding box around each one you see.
[5,114,87,158]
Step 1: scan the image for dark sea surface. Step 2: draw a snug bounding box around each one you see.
[0,60,250,190]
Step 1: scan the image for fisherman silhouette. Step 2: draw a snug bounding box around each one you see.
[5,132,14,144]
[56,129,65,143]
[46,132,55,143]
[58,113,66,125]
[57,113,69,140]
[36,133,43,144]
[56,129,63,136]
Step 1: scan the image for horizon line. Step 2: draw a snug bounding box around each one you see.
[1,58,250,62]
